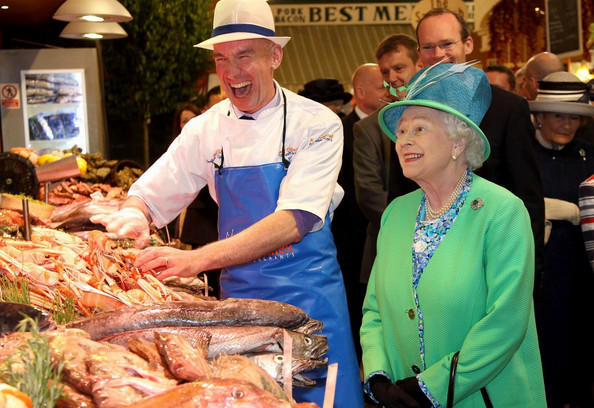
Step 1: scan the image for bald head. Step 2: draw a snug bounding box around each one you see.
[351,63,389,115]
[523,52,564,100]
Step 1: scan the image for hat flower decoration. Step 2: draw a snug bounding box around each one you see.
[378,60,492,160]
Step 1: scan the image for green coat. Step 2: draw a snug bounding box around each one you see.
[361,175,546,407]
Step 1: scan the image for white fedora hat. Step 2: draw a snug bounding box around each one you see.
[195,0,291,50]
[529,71,594,117]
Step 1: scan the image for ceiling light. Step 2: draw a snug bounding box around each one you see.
[59,22,128,40]
[53,0,132,23]
[1,5,8,10]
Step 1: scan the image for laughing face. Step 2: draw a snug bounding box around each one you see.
[213,39,282,114]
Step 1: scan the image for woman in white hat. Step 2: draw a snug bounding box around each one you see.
[529,71,594,408]
[361,63,546,407]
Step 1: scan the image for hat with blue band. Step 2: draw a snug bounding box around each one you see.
[195,0,291,50]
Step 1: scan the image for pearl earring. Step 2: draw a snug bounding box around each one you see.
[452,153,457,161]
[537,122,542,129]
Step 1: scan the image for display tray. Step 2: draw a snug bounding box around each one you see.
[0,193,54,220]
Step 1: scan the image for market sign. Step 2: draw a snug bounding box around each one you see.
[271,0,474,26]
[0,83,20,109]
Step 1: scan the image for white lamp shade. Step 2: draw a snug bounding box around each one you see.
[54,0,133,23]
[60,22,128,40]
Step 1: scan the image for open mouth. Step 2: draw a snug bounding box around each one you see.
[404,153,423,162]
[230,81,252,98]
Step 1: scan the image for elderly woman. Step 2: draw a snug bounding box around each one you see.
[360,64,546,408]
[529,71,594,408]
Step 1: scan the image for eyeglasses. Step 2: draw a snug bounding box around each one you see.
[418,40,460,54]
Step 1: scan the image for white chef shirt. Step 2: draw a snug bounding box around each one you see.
[128,82,344,232]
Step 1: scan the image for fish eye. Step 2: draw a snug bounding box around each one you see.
[304,336,313,345]
[274,355,284,364]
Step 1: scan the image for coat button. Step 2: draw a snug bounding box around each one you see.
[412,365,421,374]
[408,308,415,319]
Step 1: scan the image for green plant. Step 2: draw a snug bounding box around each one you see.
[0,274,30,304]
[0,316,64,407]
[102,0,214,167]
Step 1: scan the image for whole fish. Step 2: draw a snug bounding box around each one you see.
[246,353,328,388]
[0,302,56,336]
[87,348,177,408]
[102,326,329,360]
[127,336,175,379]
[211,354,291,402]
[121,379,294,408]
[153,331,213,382]
[65,298,317,340]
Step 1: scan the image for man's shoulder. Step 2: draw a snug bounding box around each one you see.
[341,110,360,127]
[354,109,380,131]
[488,84,527,108]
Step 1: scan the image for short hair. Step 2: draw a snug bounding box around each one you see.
[441,111,486,170]
[416,8,470,42]
[375,34,419,64]
[206,86,221,100]
[485,64,516,91]
[172,103,201,137]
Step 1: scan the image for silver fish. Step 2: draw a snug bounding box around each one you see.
[246,353,328,387]
[102,325,329,360]
[65,298,317,340]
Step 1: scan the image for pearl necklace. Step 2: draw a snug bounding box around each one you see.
[425,171,466,221]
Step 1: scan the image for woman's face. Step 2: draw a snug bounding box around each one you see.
[180,109,197,130]
[395,106,457,184]
[538,112,583,147]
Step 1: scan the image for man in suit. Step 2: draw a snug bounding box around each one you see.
[334,63,388,363]
[353,34,422,288]
[416,8,545,294]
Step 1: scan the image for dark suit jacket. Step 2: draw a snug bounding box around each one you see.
[333,110,368,290]
[353,86,545,292]
[478,85,545,294]
[353,110,417,282]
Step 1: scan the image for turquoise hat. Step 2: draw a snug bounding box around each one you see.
[378,62,492,160]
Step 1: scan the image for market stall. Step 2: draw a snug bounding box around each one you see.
[0,146,329,407]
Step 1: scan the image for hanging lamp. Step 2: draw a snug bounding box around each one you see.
[53,0,132,23]
[59,21,128,40]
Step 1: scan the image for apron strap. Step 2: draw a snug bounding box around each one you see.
[218,90,289,172]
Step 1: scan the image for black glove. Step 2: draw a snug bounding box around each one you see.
[395,377,433,408]
[370,375,420,408]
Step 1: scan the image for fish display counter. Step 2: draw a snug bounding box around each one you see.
[0,298,328,407]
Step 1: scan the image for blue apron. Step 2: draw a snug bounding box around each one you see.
[214,98,364,407]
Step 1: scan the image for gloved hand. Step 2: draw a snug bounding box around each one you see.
[544,197,580,225]
[370,376,420,408]
[90,207,150,247]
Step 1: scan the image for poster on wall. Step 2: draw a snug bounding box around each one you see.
[20,69,89,153]
[546,0,583,59]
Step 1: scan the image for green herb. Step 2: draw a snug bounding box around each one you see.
[0,316,64,407]
[0,274,30,304]
[50,295,78,324]
[2,193,48,206]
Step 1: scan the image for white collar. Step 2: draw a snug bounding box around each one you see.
[354,105,369,120]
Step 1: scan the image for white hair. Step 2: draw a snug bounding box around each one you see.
[440,111,486,170]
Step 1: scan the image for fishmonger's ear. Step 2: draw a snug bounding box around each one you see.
[271,44,283,70]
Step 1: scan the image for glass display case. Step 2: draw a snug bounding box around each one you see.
[20,69,89,153]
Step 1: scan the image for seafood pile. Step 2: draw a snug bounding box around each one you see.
[0,228,205,316]
[0,298,328,407]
